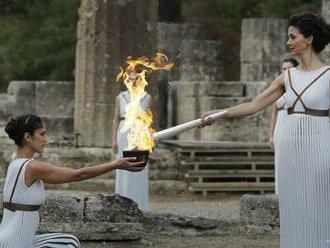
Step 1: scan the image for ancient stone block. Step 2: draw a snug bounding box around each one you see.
[148,148,182,180]
[0,94,9,121]
[168,79,272,141]
[240,18,288,82]
[240,194,279,233]
[180,64,223,81]
[6,81,36,115]
[35,81,74,117]
[40,191,84,224]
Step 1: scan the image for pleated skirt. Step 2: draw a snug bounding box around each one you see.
[277,115,330,247]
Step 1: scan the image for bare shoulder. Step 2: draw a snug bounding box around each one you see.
[28,160,52,173]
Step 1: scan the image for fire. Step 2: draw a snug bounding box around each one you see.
[116,53,173,152]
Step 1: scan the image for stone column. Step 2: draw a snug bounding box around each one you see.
[74,0,158,147]
[323,0,330,21]
[240,18,288,83]
[322,0,330,63]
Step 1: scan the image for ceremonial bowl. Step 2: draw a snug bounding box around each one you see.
[122,150,149,167]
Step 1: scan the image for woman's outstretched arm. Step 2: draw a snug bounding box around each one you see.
[226,74,285,118]
[202,73,285,125]
[25,158,144,185]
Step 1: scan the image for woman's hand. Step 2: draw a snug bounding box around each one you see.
[114,157,145,172]
[199,110,220,128]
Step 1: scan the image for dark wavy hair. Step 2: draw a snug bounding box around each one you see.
[5,114,44,147]
[288,13,330,53]
[282,57,299,67]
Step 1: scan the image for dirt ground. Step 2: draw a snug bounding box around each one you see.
[82,193,279,248]
[81,234,279,248]
[150,192,241,221]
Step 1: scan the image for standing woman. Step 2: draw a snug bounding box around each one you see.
[112,71,152,211]
[0,114,144,248]
[201,13,330,248]
[269,57,299,194]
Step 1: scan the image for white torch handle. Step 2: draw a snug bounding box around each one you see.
[153,110,228,141]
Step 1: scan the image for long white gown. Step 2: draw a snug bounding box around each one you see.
[0,159,80,248]
[273,96,287,194]
[278,66,330,247]
[115,90,150,211]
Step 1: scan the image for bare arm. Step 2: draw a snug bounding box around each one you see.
[112,96,121,153]
[25,158,144,185]
[203,73,285,122]
[226,74,285,118]
[269,103,278,145]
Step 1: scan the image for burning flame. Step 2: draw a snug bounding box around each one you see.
[116,53,173,152]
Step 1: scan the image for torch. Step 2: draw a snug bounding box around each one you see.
[152,110,228,142]
[117,53,174,165]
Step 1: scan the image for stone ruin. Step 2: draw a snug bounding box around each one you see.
[0,2,290,145]
[0,0,329,244]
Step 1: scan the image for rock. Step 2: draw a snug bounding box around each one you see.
[240,194,279,234]
[0,191,238,240]
[149,148,181,180]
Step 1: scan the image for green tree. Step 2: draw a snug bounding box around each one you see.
[0,0,80,92]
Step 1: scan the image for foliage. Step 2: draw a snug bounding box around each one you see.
[183,0,321,30]
[0,0,80,92]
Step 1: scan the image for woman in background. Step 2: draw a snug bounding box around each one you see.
[112,71,152,211]
[269,57,299,194]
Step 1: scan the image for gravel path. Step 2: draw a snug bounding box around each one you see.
[149,193,241,221]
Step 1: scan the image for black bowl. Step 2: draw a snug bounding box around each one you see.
[122,150,149,167]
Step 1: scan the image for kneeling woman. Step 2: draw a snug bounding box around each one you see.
[0,114,144,248]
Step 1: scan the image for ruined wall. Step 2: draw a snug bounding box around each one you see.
[240,18,288,83]
[167,18,289,142]
[169,80,270,142]
[5,81,74,138]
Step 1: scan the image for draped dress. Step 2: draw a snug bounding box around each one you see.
[115,90,150,211]
[278,66,330,247]
[0,159,80,248]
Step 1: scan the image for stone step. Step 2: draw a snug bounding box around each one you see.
[161,140,273,149]
[185,169,274,178]
[189,182,275,193]
[181,159,274,165]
